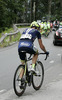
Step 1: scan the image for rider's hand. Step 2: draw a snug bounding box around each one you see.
[45,51,49,56]
[44,51,49,60]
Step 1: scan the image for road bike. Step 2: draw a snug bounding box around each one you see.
[13,52,48,96]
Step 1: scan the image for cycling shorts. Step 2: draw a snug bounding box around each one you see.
[18,39,38,60]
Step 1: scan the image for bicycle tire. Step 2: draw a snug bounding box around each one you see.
[32,61,44,90]
[13,65,26,96]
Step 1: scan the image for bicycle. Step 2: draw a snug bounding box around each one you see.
[13,52,48,96]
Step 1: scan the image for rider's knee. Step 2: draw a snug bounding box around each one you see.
[21,60,25,65]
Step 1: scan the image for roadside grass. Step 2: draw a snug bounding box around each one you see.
[0,32,21,47]
[0,27,21,47]
[0,27,14,38]
[0,26,29,48]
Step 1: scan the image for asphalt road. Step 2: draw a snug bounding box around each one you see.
[0,31,62,100]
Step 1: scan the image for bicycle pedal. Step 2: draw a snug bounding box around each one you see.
[33,71,40,76]
[20,81,26,89]
[35,74,41,77]
[30,70,36,75]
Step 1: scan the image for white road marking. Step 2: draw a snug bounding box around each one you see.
[0,89,6,93]
[49,60,54,63]
[57,54,61,56]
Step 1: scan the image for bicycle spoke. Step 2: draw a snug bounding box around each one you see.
[13,65,26,96]
[32,61,44,90]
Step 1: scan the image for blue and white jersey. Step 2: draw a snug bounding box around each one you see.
[20,28,41,42]
[18,28,41,49]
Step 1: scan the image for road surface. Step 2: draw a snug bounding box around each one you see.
[0,30,62,100]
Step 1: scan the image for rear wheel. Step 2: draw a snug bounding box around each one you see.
[13,65,26,96]
[32,61,44,90]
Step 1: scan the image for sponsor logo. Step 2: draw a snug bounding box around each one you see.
[20,42,30,46]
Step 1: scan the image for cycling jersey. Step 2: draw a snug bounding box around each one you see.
[18,28,41,60]
[47,22,50,29]
[40,22,44,29]
[43,22,47,30]
[20,28,41,42]
[60,22,62,25]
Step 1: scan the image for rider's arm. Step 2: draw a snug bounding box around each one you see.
[38,39,46,52]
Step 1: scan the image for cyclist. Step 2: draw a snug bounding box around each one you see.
[18,21,49,79]
[53,19,59,26]
[40,21,44,35]
[43,21,48,36]
[60,21,62,26]
[47,21,50,32]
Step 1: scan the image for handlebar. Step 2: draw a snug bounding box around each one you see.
[38,53,48,60]
[27,52,49,61]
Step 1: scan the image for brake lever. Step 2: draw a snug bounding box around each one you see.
[45,54,47,60]
[45,54,49,60]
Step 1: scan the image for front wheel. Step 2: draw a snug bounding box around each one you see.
[32,61,44,90]
[13,65,26,96]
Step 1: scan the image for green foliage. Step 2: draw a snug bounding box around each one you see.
[0,32,21,47]
[0,0,62,33]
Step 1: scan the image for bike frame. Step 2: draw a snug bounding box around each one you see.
[13,52,48,96]
[24,52,47,76]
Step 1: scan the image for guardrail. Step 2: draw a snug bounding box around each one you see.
[15,23,30,26]
[0,30,19,43]
[0,23,30,44]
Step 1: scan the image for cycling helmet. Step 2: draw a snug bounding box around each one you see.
[30,21,40,29]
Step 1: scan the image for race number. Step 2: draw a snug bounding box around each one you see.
[20,29,32,39]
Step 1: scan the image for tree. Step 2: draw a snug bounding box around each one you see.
[60,0,62,17]
[0,0,7,32]
[0,0,62,32]
[48,0,52,20]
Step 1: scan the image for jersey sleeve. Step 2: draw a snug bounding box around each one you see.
[36,31,41,39]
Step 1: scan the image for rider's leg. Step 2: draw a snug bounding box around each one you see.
[32,53,38,68]
[18,51,26,79]
[31,46,38,69]
[19,60,25,78]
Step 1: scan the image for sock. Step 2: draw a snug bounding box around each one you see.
[32,64,35,68]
